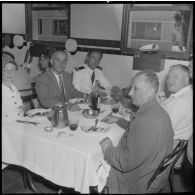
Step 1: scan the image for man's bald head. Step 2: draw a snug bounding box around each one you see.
[167,64,190,94]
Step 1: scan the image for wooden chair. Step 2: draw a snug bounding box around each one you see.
[23,169,64,193]
[19,84,38,113]
[147,140,188,193]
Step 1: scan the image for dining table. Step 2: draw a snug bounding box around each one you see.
[2,99,130,193]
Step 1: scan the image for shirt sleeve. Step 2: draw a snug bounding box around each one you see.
[163,98,191,139]
[116,118,129,130]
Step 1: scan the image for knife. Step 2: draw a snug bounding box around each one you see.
[16,120,40,125]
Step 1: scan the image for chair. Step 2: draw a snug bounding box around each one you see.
[147,140,188,193]
[19,84,38,113]
[22,169,64,193]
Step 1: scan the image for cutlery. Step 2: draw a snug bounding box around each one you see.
[94,119,99,131]
[29,112,42,117]
[16,120,40,125]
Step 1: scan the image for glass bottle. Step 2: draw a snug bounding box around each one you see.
[91,80,101,111]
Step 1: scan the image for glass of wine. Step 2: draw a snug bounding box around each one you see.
[69,119,79,131]
[111,103,120,113]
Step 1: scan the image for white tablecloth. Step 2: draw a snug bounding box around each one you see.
[2,103,126,193]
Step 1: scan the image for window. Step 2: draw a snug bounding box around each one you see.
[121,4,193,57]
[38,19,42,35]
[52,19,68,36]
[25,4,70,43]
[131,22,162,40]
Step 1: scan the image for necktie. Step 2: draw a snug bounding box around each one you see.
[59,75,66,102]
[91,71,95,84]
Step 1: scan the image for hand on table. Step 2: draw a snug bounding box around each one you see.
[99,137,113,154]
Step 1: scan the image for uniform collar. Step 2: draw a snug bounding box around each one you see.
[84,64,101,72]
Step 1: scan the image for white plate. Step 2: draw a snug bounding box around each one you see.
[80,124,110,133]
[119,108,131,117]
[69,98,84,104]
[26,108,51,117]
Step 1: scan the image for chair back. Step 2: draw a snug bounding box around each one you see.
[147,140,188,192]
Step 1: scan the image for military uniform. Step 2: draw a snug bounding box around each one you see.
[72,64,112,94]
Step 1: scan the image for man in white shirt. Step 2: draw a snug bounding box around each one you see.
[72,49,113,94]
[161,64,192,147]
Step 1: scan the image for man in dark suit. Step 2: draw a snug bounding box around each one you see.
[35,50,83,108]
[100,70,174,194]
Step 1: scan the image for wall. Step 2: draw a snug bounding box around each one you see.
[27,49,190,92]
[71,4,122,40]
[2,4,26,34]
[3,3,190,94]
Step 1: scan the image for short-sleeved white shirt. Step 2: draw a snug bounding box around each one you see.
[73,64,112,94]
[161,85,193,140]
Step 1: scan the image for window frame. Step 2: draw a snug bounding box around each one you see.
[121,4,193,59]
[25,3,70,45]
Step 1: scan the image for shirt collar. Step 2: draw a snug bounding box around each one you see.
[51,68,62,81]
[85,64,98,73]
[170,85,192,98]
[135,98,158,117]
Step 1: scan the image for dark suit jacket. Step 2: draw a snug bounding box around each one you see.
[104,99,174,194]
[35,69,84,108]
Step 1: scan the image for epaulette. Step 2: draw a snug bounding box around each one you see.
[75,66,85,71]
[96,66,102,70]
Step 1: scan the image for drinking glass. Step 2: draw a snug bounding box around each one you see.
[111,103,120,113]
[69,119,79,131]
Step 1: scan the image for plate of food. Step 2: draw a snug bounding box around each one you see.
[80,124,110,133]
[26,108,52,117]
[69,98,84,104]
[119,108,131,117]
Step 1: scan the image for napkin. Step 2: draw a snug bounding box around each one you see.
[97,160,111,192]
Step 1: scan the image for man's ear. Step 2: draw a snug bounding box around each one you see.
[85,56,89,64]
[50,59,53,65]
[148,87,155,98]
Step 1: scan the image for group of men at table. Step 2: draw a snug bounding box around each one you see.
[2,49,192,193]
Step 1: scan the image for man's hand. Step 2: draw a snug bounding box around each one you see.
[99,137,113,154]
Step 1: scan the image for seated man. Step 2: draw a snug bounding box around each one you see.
[161,64,192,147]
[100,70,174,194]
[35,50,84,109]
[72,49,113,94]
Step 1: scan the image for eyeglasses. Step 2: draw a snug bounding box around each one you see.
[3,69,16,73]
